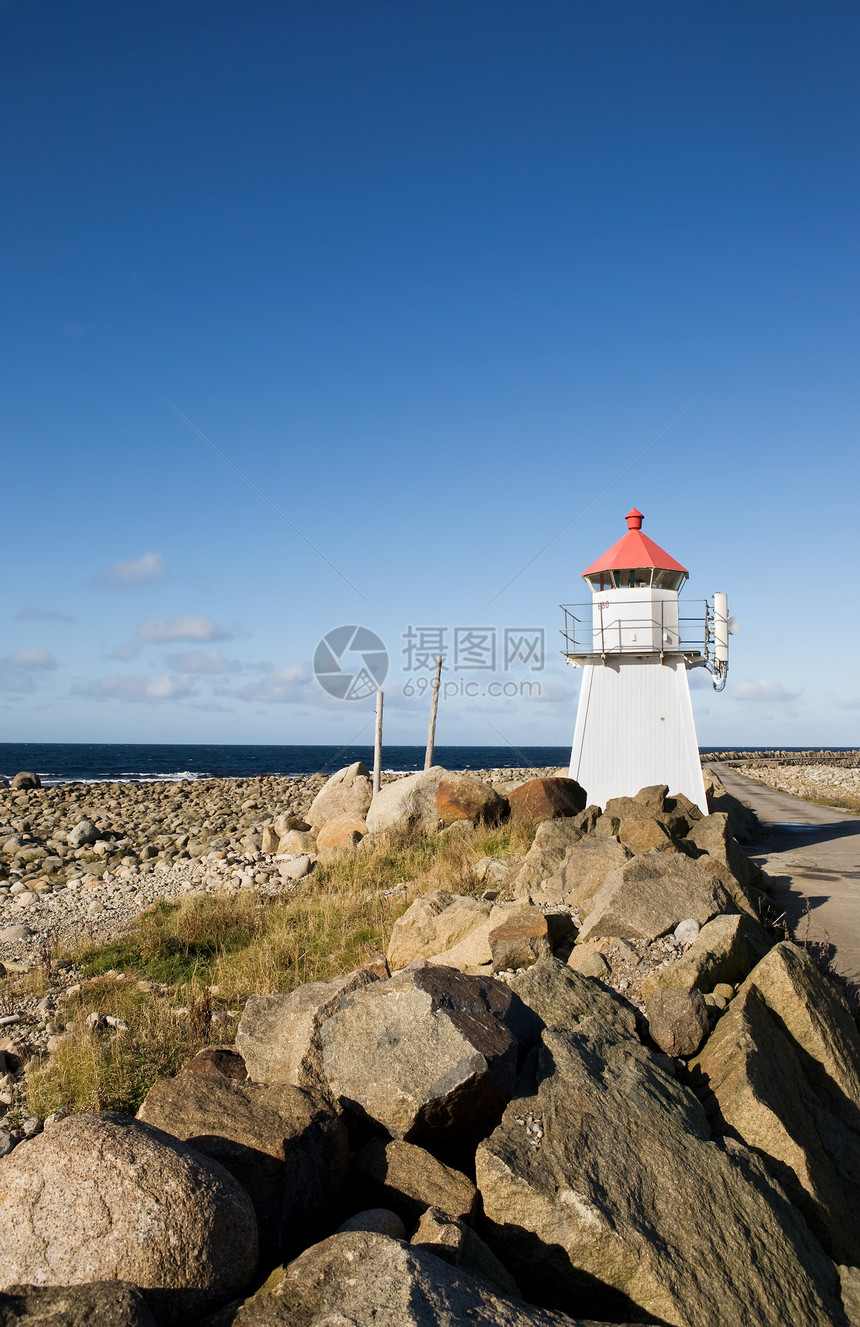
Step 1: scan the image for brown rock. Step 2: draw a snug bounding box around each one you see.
[236,968,378,1094]
[567,946,610,979]
[0,1112,258,1325]
[276,828,317,855]
[320,966,520,1144]
[436,775,507,826]
[316,814,367,851]
[356,1138,478,1224]
[617,817,675,854]
[179,1046,247,1081]
[508,778,587,826]
[488,907,552,972]
[510,811,597,897]
[645,986,709,1058]
[137,1075,348,1263]
[633,784,669,812]
[272,813,310,837]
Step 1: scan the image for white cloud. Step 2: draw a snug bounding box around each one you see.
[74,673,196,703]
[732,679,803,704]
[16,608,75,622]
[94,551,166,590]
[4,648,56,670]
[167,649,242,674]
[227,664,311,703]
[137,616,233,644]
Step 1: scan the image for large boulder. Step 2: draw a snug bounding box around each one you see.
[684,812,754,887]
[743,941,860,1111]
[691,941,860,1265]
[366,768,446,835]
[436,775,507,826]
[576,852,736,944]
[226,1229,603,1326]
[0,1283,155,1326]
[10,772,40,791]
[356,1138,478,1224]
[236,968,378,1094]
[306,763,373,829]
[540,837,632,914]
[316,814,367,851]
[508,778,587,826]
[475,1020,845,1326]
[387,891,493,971]
[136,1075,348,1262]
[0,1113,258,1324]
[640,913,773,999]
[509,811,598,898]
[691,979,860,1266]
[320,966,521,1144]
[509,957,638,1045]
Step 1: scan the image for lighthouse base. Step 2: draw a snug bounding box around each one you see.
[569,658,708,814]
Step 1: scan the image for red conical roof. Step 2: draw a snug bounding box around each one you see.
[582,508,688,578]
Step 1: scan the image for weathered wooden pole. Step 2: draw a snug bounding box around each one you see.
[424,655,443,770]
[373,690,384,794]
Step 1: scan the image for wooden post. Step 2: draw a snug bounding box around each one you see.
[424,655,443,770]
[373,690,384,795]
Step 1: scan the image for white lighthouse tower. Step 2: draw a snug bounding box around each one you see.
[564,508,731,815]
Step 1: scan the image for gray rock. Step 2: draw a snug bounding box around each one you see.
[337,1208,407,1239]
[67,819,99,849]
[673,918,701,946]
[365,768,446,835]
[577,851,736,944]
[645,986,709,1058]
[0,924,33,943]
[476,1019,845,1327]
[540,837,632,913]
[227,1229,604,1325]
[509,956,638,1044]
[320,966,520,1144]
[691,942,860,1266]
[137,1074,348,1262]
[510,814,590,896]
[306,762,373,829]
[11,772,40,791]
[387,890,493,971]
[0,1112,258,1325]
[641,913,773,999]
[356,1137,478,1224]
[236,967,378,1094]
[0,1282,156,1326]
[412,1206,521,1297]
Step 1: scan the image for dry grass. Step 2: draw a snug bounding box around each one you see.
[26,820,534,1118]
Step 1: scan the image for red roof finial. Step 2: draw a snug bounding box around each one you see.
[626,507,643,531]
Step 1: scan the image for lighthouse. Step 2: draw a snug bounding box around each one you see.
[563,508,731,815]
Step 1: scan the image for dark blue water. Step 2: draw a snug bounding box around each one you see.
[0,743,571,785]
[1,744,852,786]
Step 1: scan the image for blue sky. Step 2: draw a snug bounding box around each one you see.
[1,1,858,748]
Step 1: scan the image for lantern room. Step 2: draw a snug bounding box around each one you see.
[582,508,688,593]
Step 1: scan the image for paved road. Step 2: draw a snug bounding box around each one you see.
[707,763,860,1003]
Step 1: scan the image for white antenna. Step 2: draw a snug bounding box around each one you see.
[711,592,732,691]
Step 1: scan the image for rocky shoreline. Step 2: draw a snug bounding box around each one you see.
[0,767,561,970]
[1,763,859,1325]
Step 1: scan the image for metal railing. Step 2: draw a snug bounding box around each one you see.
[560,599,711,662]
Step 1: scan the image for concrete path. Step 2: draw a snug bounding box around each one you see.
[707,763,860,1004]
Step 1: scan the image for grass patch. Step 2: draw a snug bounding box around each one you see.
[27,821,534,1118]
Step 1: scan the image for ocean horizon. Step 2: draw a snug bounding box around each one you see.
[0,742,854,786]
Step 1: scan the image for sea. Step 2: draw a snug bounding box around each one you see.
[0,744,850,787]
